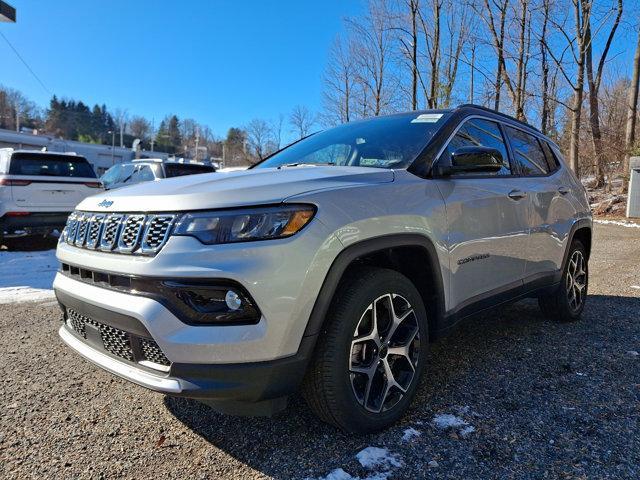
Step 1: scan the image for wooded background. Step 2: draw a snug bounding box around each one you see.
[1,0,639,189]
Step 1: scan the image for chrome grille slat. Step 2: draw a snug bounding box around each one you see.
[141,215,176,254]
[73,214,90,247]
[117,215,146,253]
[62,210,175,256]
[85,214,105,249]
[99,214,124,251]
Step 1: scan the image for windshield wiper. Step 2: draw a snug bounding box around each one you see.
[277,162,335,169]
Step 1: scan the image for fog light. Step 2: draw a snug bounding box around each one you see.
[225,290,242,310]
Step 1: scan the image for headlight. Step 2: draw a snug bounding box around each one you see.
[173,204,315,245]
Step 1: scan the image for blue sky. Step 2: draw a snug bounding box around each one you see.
[2,1,637,139]
[1,0,362,136]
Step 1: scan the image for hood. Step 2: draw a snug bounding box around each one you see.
[76,166,395,212]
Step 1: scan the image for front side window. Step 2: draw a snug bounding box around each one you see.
[505,127,549,176]
[442,118,511,175]
[255,113,448,170]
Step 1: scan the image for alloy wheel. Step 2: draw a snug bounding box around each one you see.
[566,250,587,312]
[349,293,421,413]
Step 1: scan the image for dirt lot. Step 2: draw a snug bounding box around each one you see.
[1,223,639,479]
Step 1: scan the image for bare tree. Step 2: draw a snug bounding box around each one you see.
[347,0,396,116]
[323,35,356,125]
[585,0,623,187]
[544,0,592,176]
[417,0,442,108]
[289,105,315,139]
[623,26,640,192]
[539,0,553,134]
[271,113,285,150]
[245,119,274,162]
[476,0,510,111]
[128,116,151,141]
[113,108,128,148]
[391,0,420,110]
[439,0,469,107]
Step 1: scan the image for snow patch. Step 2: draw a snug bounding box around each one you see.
[401,427,421,442]
[0,250,57,303]
[356,447,402,470]
[594,219,640,229]
[432,412,476,437]
[460,425,476,437]
[432,413,468,429]
[315,469,356,480]
[627,350,639,357]
[312,447,402,480]
[631,286,640,290]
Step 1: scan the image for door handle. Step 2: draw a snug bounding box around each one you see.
[558,186,570,195]
[507,190,527,200]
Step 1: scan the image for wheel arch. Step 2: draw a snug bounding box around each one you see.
[303,234,446,343]
[561,218,592,273]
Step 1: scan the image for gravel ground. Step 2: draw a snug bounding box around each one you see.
[1,224,639,479]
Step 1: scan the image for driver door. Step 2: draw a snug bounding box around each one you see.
[432,118,530,313]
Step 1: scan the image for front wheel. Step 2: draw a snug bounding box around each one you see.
[302,267,429,433]
[538,239,588,322]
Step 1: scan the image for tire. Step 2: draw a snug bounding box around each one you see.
[302,266,429,433]
[538,239,588,322]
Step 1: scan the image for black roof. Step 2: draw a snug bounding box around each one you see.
[454,103,544,136]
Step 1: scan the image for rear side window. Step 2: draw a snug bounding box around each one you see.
[504,127,549,176]
[442,118,511,175]
[164,164,215,177]
[540,141,560,173]
[9,153,96,178]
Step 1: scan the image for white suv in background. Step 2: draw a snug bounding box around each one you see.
[0,149,103,244]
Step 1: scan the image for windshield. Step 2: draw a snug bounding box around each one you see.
[9,153,96,178]
[100,162,161,189]
[255,112,448,170]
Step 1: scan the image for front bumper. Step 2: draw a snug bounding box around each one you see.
[56,277,315,402]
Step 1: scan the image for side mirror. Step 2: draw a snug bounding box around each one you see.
[437,146,504,176]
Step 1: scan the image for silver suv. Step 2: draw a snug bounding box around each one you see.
[54,105,592,433]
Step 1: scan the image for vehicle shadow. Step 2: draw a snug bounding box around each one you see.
[164,294,640,479]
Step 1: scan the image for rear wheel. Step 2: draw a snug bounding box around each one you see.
[302,267,429,433]
[538,239,588,322]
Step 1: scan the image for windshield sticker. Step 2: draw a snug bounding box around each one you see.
[411,113,443,123]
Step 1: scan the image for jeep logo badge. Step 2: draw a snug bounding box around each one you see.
[98,199,114,208]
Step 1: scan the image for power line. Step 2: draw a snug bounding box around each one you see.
[0,31,51,95]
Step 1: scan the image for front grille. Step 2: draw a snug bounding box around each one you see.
[63,211,176,256]
[66,308,170,369]
[140,338,171,367]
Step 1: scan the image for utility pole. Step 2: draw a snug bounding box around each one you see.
[108,130,115,165]
[118,111,126,148]
[194,127,200,161]
[150,118,155,152]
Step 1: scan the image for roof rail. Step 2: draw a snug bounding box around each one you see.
[455,103,543,135]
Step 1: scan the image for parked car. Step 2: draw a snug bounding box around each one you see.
[100,158,216,190]
[0,149,102,244]
[54,105,592,433]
